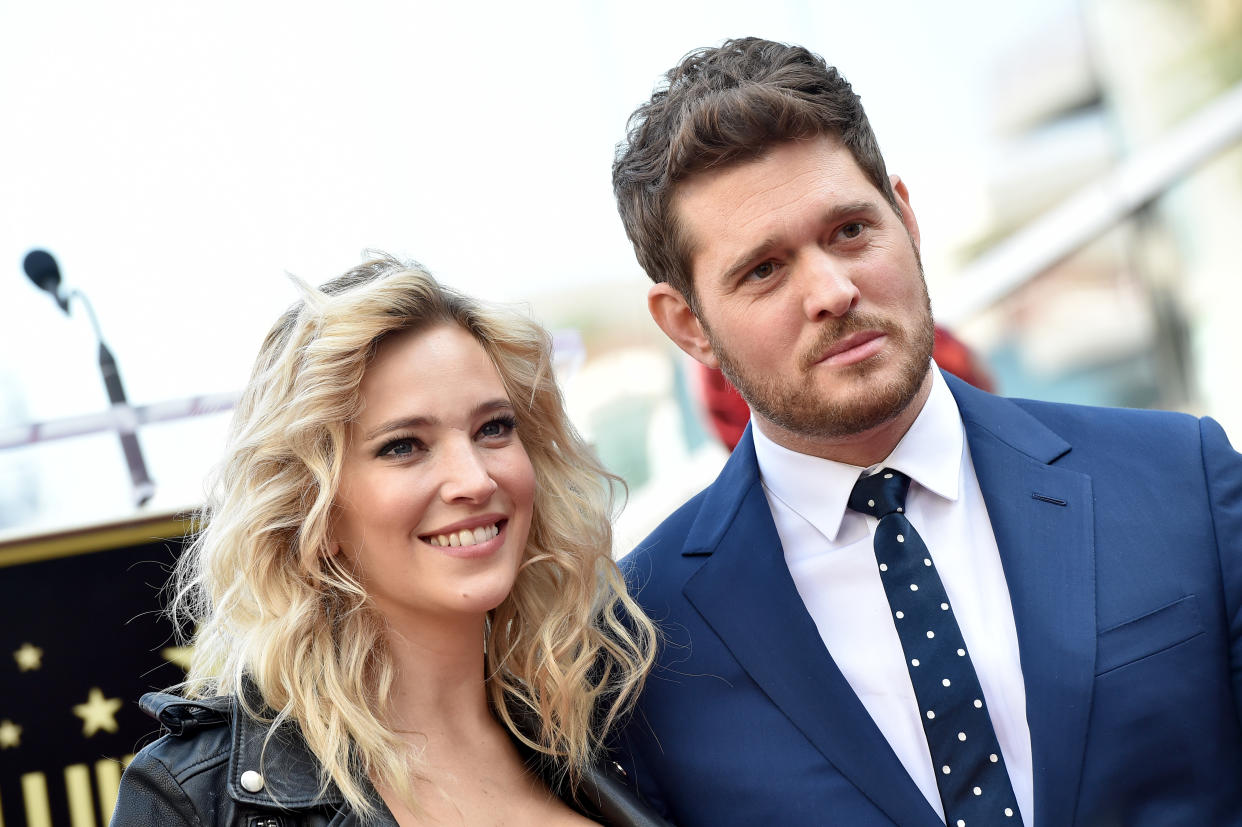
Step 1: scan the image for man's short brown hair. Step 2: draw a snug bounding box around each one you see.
[612,37,899,303]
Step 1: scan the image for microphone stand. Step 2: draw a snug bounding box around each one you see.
[68,289,155,507]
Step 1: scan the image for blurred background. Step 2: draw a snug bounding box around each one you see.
[3,0,1241,546]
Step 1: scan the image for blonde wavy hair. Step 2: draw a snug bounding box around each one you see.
[173,254,656,820]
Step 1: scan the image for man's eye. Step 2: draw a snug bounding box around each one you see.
[748,261,777,280]
[840,222,864,239]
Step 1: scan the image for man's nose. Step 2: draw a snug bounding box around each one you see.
[438,441,498,503]
[800,250,860,320]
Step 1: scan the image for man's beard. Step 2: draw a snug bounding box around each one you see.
[703,282,935,443]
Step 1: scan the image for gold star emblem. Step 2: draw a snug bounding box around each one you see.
[0,719,20,749]
[73,688,123,737]
[14,643,42,671]
[161,645,193,672]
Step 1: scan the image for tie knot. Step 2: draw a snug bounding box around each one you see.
[848,468,911,517]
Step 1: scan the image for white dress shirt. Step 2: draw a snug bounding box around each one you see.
[752,368,1034,825]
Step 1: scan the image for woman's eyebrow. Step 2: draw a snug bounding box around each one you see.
[362,399,513,442]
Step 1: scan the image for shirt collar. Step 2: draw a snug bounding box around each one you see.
[752,367,963,541]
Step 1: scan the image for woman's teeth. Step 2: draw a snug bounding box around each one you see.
[425,523,500,548]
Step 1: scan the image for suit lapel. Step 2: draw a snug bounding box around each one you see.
[948,374,1095,827]
[680,430,942,827]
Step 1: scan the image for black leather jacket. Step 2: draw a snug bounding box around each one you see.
[109,693,672,826]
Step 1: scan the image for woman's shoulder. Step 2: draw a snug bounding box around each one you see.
[565,761,675,827]
[110,693,236,825]
[129,692,234,776]
[508,703,672,827]
[112,692,350,826]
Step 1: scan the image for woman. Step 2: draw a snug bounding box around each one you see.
[111,255,665,825]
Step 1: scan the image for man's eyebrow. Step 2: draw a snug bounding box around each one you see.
[361,399,514,442]
[715,199,881,285]
[718,236,779,285]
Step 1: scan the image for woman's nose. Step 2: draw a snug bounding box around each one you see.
[437,441,498,503]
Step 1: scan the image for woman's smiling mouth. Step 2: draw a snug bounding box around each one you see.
[422,520,504,549]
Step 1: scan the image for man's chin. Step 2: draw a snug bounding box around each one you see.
[765,365,930,442]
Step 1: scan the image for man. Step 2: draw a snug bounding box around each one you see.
[609,37,1242,826]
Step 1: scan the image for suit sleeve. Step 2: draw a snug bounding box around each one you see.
[109,749,200,827]
[1201,416,1242,730]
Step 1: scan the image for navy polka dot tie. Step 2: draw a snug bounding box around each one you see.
[848,469,1021,827]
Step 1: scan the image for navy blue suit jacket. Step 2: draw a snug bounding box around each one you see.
[615,372,1242,826]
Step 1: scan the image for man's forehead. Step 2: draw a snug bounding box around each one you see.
[673,135,872,271]
[670,150,776,269]
[673,135,857,219]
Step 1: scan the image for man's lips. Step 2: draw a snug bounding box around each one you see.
[815,331,886,367]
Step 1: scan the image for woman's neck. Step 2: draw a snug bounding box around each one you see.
[383,612,496,738]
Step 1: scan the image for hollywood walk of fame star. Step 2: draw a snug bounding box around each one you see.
[14,642,42,671]
[0,719,20,749]
[161,645,193,671]
[74,688,123,737]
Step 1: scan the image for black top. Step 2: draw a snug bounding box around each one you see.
[109,692,672,826]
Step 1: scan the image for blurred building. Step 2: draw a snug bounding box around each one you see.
[952,0,1242,438]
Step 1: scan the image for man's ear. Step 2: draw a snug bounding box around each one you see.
[889,174,921,250]
[648,282,720,369]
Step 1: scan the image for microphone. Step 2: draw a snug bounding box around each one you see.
[18,247,156,506]
[23,249,70,312]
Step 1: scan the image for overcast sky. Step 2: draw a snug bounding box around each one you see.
[0,0,1076,533]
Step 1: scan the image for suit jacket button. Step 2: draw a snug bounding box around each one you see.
[241,770,265,792]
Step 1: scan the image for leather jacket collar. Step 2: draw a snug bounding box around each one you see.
[143,692,350,811]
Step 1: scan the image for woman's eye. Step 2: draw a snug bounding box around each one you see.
[479,416,517,439]
[378,438,416,458]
